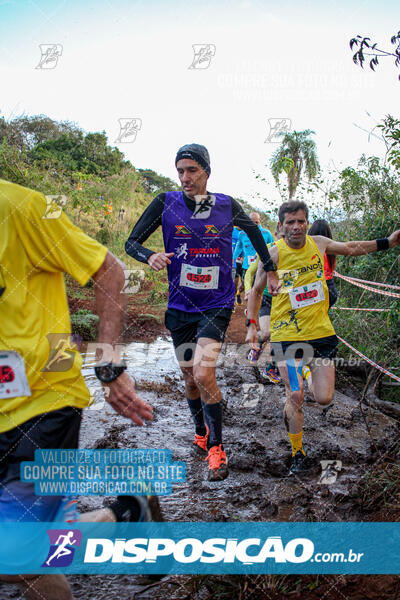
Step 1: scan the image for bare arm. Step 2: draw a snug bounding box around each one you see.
[93,252,126,350]
[244,257,258,295]
[245,262,268,349]
[245,246,279,347]
[92,252,153,425]
[313,231,400,257]
[264,245,281,295]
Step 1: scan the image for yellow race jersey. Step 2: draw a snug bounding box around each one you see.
[244,242,275,294]
[0,179,108,432]
[270,236,335,342]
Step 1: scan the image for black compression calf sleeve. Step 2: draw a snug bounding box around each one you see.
[202,402,223,448]
[187,397,206,435]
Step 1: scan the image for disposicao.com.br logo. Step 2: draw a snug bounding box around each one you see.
[83,536,362,565]
[1,523,385,575]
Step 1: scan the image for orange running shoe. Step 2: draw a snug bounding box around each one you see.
[193,424,209,453]
[205,444,229,481]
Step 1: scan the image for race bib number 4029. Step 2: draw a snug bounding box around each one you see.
[179,264,219,290]
[289,281,325,310]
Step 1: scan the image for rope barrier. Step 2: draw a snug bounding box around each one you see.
[337,335,400,383]
[331,307,389,312]
[334,272,400,299]
[335,272,400,290]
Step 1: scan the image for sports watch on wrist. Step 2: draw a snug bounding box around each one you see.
[245,318,257,327]
[94,362,127,383]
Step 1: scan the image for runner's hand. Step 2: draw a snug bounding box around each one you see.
[388,230,400,248]
[266,271,282,296]
[103,372,153,426]
[148,252,174,271]
[245,323,259,350]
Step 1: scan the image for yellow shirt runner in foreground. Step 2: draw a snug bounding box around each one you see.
[0,179,107,432]
[270,236,335,342]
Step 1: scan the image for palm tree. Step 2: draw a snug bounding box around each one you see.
[270,129,320,199]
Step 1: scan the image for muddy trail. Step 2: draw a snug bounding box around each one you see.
[77,345,399,599]
[2,308,400,600]
[74,341,400,599]
[79,345,399,523]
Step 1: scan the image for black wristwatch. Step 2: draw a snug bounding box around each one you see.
[94,362,127,383]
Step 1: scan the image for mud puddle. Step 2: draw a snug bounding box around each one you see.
[79,340,399,523]
[74,340,400,598]
[2,339,399,600]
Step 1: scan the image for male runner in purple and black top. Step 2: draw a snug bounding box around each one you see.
[126,143,279,481]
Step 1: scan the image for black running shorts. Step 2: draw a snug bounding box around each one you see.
[270,334,338,361]
[235,263,243,278]
[259,294,272,318]
[165,307,232,363]
[0,406,82,521]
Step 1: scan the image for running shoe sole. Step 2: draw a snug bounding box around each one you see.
[208,463,229,481]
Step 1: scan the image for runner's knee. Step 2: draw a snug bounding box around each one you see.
[193,366,215,390]
[0,575,26,582]
[314,391,334,406]
[1,574,73,600]
[287,390,304,410]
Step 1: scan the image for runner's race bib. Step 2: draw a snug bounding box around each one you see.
[179,264,219,290]
[248,255,256,264]
[289,281,325,310]
[0,351,31,399]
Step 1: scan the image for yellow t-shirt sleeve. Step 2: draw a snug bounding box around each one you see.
[13,190,108,285]
[244,256,259,292]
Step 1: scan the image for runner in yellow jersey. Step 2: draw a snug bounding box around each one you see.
[246,200,400,474]
[0,178,154,600]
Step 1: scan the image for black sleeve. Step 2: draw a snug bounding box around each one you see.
[125,194,165,263]
[231,198,275,272]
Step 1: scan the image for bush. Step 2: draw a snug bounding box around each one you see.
[70,309,99,341]
[333,152,400,401]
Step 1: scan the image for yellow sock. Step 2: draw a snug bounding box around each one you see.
[288,431,306,456]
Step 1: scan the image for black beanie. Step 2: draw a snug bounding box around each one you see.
[175,143,211,177]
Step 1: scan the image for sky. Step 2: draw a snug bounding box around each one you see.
[1,0,400,210]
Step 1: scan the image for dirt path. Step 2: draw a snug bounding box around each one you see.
[74,344,399,599]
[2,302,399,600]
[76,317,399,599]
[79,341,399,524]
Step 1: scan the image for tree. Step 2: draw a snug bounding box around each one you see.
[378,114,400,169]
[138,169,179,193]
[270,129,320,200]
[0,114,80,151]
[350,31,400,81]
[29,131,130,176]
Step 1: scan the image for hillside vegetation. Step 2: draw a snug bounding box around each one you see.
[1,114,399,400]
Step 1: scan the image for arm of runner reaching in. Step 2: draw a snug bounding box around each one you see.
[244,256,258,299]
[231,199,281,294]
[232,231,244,265]
[313,231,400,257]
[245,245,278,348]
[125,193,174,270]
[92,252,153,425]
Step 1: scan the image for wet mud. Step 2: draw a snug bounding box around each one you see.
[2,322,400,599]
[73,340,399,598]
[79,341,399,524]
